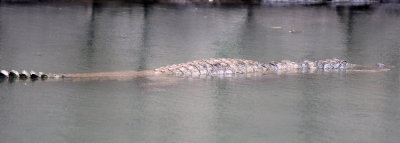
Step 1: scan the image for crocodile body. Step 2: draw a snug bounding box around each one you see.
[0,58,389,80]
[153,58,361,75]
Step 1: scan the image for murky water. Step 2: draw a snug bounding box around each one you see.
[0,2,400,143]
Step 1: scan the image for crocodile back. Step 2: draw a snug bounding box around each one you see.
[154,58,360,76]
[154,58,273,75]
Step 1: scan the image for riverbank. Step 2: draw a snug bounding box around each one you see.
[1,0,398,4]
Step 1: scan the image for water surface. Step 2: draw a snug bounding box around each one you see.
[0,2,400,143]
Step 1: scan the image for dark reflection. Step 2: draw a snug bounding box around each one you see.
[81,2,100,70]
[136,3,150,71]
[377,4,400,67]
[382,4,400,16]
[86,2,99,49]
[0,6,3,61]
[213,78,229,140]
[238,4,256,59]
[383,71,400,140]
[214,6,245,58]
[336,5,375,62]
[8,78,18,83]
[217,4,260,60]
[245,4,254,24]
[380,71,400,141]
[129,4,153,110]
[336,6,356,60]
[297,77,327,142]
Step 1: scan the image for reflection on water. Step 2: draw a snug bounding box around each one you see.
[1,2,400,143]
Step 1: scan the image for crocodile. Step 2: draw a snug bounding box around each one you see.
[0,58,390,81]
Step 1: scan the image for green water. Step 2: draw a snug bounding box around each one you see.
[0,2,400,143]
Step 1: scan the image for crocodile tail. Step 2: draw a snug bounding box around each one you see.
[0,69,52,80]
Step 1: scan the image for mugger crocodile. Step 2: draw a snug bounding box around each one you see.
[0,58,390,81]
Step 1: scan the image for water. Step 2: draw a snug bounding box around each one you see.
[1,2,400,143]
